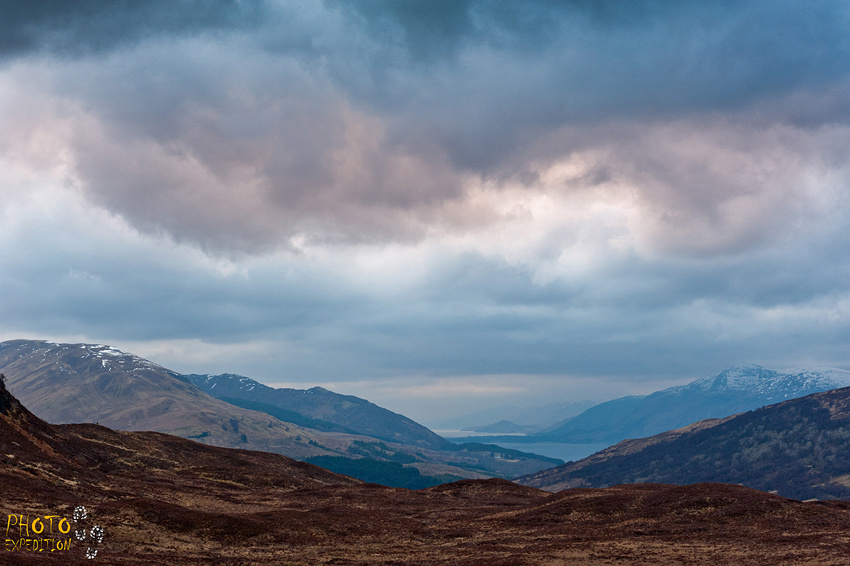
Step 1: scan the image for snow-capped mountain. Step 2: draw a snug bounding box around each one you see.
[677,363,850,399]
[0,340,186,381]
[538,363,850,444]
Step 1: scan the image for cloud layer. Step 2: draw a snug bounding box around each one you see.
[2,1,850,419]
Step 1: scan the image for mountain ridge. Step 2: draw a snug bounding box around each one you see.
[518,385,850,500]
[187,372,448,450]
[0,339,349,459]
[536,363,850,444]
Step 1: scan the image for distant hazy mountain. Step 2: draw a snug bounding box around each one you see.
[187,373,448,450]
[433,400,596,431]
[536,363,850,444]
[518,385,850,501]
[508,401,598,427]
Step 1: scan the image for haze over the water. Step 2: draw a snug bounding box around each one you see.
[2,1,850,423]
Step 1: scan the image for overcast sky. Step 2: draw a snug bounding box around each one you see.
[2,1,850,424]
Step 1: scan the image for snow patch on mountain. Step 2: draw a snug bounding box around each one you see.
[25,341,167,374]
[670,363,850,398]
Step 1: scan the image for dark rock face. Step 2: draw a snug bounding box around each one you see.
[0,372,8,414]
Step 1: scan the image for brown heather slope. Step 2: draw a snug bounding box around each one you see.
[4,382,850,565]
[518,386,850,500]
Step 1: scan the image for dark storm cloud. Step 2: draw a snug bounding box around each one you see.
[5,0,850,417]
[4,175,850,386]
[0,0,261,59]
[316,0,850,198]
[327,0,850,118]
[6,0,849,255]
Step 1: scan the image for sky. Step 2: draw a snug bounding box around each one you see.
[2,0,850,425]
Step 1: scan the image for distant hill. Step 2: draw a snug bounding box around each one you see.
[518,386,850,500]
[535,363,850,444]
[187,373,448,450]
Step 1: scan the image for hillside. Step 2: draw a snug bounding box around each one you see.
[4,381,850,565]
[518,386,850,500]
[536,363,850,443]
[0,371,358,493]
[0,340,346,459]
[187,373,448,450]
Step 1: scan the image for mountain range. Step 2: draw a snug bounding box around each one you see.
[4,379,850,565]
[519,385,850,500]
[10,337,850,502]
[531,363,850,444]
[0,339,559,483]
[0,340,351,458]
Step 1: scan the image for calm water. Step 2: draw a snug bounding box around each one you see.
[434,430,610,462]
[492,442,609,463]
[434,430,527,438]
[435,431,610,463]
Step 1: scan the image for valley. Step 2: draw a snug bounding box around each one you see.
[4,380,850,565]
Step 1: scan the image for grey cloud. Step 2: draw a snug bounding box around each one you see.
[5,0,850,257]
[6,0,850,414]
[325,0,476,64]
[326,0,740,66]
[0,0,261,60]
[326,0,850,115]
[310,229,850,379]
[5,184,850,384]
[18,34,463,254]
[314,0,850,203]
[0,215,354,344]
